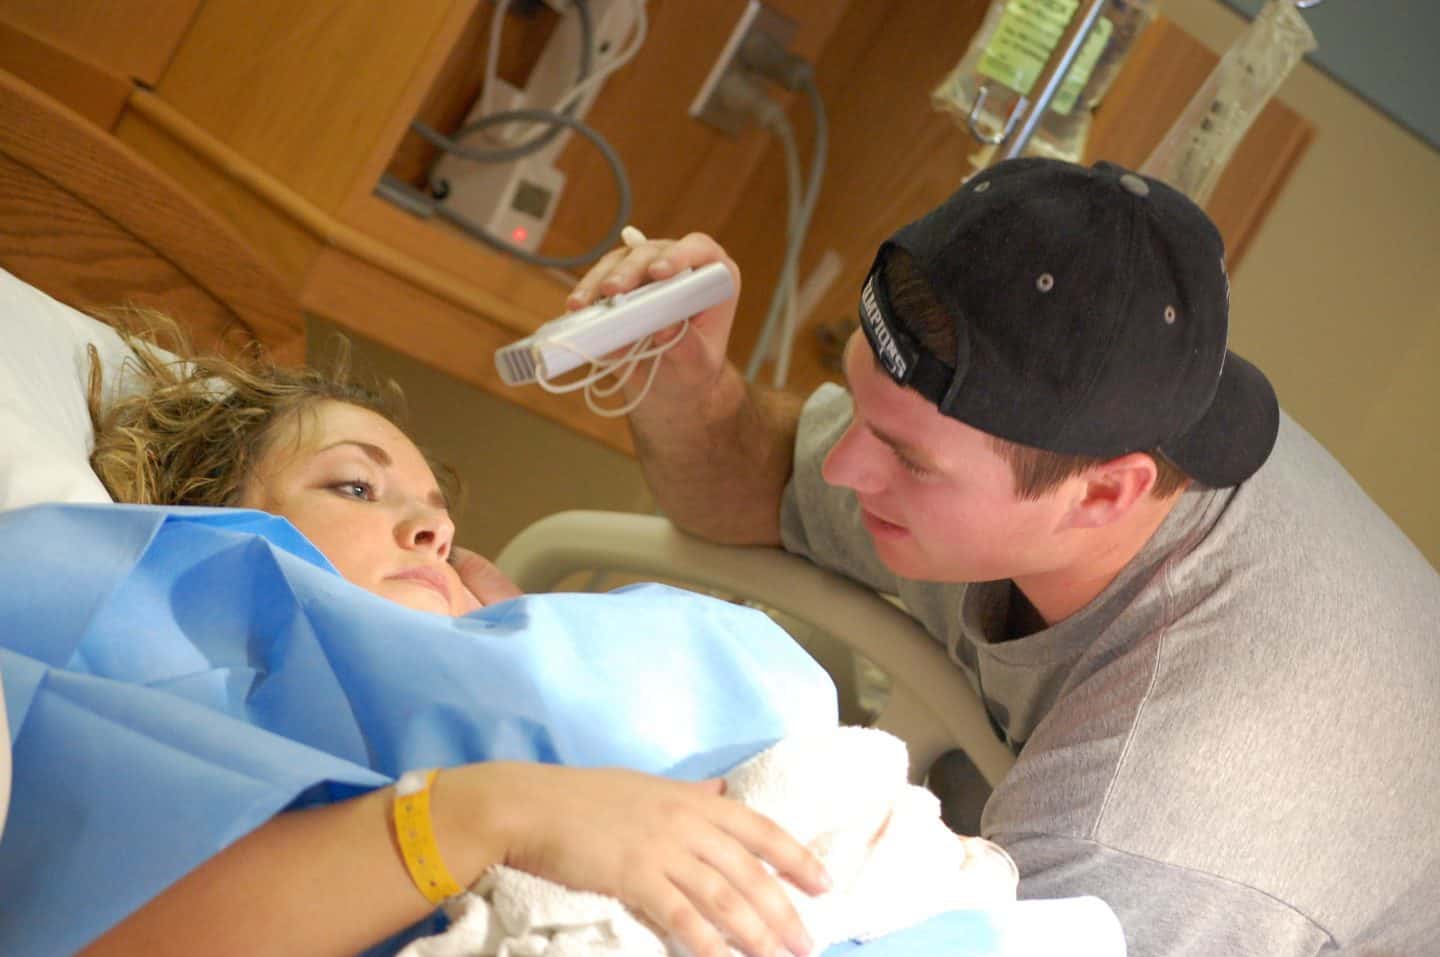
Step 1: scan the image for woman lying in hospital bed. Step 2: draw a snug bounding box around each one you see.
[0,276,1123,956]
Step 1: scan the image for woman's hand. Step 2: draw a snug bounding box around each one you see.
[566,232,742,402]
[444,762,830,957]
[450,546,523,613]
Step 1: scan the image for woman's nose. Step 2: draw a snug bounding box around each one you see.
[397,506,455,559]
[822,422,885,495]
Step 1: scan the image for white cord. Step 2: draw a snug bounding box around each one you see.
[766,109,804,388]
[530,221,659,418]
[532,316,689,417]
[549,0,648,118]
[482,0,647,147]
[481,0,515,131]
[779,78,827,382]
[743,75,828,388]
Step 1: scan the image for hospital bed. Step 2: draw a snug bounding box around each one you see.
[0,67,1019,947]
[497,510,1014,785]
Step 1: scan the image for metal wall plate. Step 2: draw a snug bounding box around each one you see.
[688,0,798,137]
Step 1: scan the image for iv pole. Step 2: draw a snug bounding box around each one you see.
[965,0,1109,161]
[969,0,1325,163]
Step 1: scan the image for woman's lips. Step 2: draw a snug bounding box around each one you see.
[388,565,453,606]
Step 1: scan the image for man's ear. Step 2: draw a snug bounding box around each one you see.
[1059,452,1158,530]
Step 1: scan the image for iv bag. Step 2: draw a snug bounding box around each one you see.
[1141,0,1316,206]
[933,0,1158,163]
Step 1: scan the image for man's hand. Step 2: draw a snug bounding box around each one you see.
[450,546,523,613]
[565,230,796,546]
[566,232,742,403]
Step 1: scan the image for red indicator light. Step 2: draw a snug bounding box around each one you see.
[511,226,529,243]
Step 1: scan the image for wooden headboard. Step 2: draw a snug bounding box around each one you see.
[0,68,305,362]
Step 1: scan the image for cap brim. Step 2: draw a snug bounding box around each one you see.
[1159,351,1279,488]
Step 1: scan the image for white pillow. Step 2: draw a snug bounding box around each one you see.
[0,267,138,509]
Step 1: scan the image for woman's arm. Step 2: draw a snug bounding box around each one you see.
[82,777,427,957]
[83,762,828,957]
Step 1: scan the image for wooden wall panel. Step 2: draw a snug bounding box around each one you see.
[0,155,264,357]
[0,18,132,130]
[114,108,324,287]
[541,0,854,261]
[339,194,577,333]
[149,0,468,214]
[0,0,201,85]
[0,69,304,360]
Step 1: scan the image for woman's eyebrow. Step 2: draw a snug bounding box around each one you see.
[318,440,450,508]
[317,439,392,466]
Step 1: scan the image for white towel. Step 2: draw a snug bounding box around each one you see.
[400,727,1016,957]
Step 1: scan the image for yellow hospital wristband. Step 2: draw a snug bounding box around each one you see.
[393,769,465,905]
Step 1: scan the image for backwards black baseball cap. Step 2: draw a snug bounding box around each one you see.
[857,157,1279,488]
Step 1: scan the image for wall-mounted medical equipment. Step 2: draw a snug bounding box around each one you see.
[432,0,642,254]
[932,0,1157,163]
[383,0,647,269]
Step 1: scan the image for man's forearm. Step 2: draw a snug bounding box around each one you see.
[628,363,803,546]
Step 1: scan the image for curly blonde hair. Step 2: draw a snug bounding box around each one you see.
[87,309,454,508]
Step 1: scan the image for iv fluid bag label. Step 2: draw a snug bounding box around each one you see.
[979,0,1114,116]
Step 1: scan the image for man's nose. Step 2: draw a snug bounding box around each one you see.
[822,422,885,495]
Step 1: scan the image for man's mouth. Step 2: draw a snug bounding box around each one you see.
[859,506,907,537]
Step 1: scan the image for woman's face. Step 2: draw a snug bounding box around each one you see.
[236,400,477,616]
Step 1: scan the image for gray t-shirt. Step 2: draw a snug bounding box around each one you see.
[781,383,1440,956]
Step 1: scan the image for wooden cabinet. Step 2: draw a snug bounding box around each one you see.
[0,0,1312,454]
[0,0,202,88]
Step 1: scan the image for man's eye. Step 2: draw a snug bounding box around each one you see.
[895,452,931,478]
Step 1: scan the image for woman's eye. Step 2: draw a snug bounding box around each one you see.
[332,481,374,500]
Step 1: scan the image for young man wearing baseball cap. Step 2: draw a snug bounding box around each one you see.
[569,158,1440,955]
